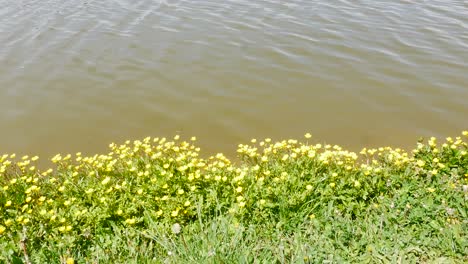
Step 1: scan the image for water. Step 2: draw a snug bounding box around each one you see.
[0,0,467,159]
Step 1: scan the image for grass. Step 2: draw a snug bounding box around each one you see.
[0,132,467,263]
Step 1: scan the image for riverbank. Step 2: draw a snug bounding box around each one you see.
[1,132,467,263]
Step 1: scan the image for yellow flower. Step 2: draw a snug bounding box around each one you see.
[259,199,266,205]
[304,133,312,139]
[239,201,246,207]
[427,187,436,193]
[329,182,336,188]
[101,177,111,185]
[236,186,243,193]
[306,185,313,190]
[309,214,315,219]
[66,258,75,264]
[0,225,5,235]
[416,160,425,167]
[171,210,179,217]
[125,218,136,224]
[5,201,12,207]
[184,201,191,207]
[116,209,123,215]
[177,189,184,195]
[354,181,361,187]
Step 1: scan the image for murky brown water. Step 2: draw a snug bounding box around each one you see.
[0,0,467,159]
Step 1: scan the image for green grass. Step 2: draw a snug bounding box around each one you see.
[0,133,467,263]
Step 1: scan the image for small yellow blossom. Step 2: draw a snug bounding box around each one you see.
[416,160,425,167]
[101,177,111,185]
[125,218,136,224]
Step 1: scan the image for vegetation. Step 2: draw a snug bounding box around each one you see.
[0,132,467,263]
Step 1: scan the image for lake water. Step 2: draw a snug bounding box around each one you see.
[0,0,467,159]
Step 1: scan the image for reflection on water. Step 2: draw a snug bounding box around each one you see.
[0,0,467,159]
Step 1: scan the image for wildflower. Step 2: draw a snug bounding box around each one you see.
[304,133,312,139]
[239,201,246,207]
[101,177,111,185]
[416,160,425,167]
[5,201,12,207]
[354,181,361,188]
[171,210,179,217]
[259,199,266,205]
[125,218,136,225]
[66,258,74,264]
[329,182,336,188]
[0,225,5,235]
[184,201,191,206]
[306,185,313,190]
[309,214,315,219]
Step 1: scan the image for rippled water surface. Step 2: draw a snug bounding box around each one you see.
[1,0,467,158]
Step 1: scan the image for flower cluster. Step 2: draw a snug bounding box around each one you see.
[0,131,467,258]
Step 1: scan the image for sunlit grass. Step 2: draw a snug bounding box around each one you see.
[1,132,467,263]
